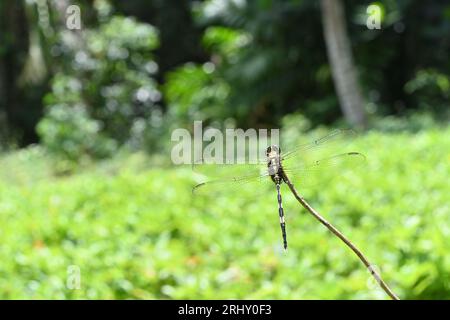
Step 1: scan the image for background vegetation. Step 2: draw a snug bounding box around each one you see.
[0,0,449,299]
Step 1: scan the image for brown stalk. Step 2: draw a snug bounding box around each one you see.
[283,174,400,300]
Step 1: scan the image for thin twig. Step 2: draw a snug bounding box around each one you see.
[283,174,400,300]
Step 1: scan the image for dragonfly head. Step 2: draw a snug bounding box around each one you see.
[266,145,281,158]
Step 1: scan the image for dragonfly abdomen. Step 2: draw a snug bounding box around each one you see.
[276,182,288,250]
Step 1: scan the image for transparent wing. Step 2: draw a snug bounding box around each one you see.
[192,158,265,177]
[192,160,273,196]
[193,171,272,196]
[282,129,357,163]
[191,129,364,195]
[282,152,366,188]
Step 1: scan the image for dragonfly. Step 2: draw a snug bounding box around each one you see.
[192,129,366,250]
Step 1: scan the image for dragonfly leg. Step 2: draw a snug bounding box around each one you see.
[276,183,288,250]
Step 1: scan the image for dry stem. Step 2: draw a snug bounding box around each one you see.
[283,175,400,300]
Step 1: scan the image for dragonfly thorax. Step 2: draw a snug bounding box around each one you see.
[266,145,283,180]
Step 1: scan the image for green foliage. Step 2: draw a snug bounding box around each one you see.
[3,0,450,148]
[165,62,230,126]
[202,26,251,57]
[38,16,161,160]
[37,103,117,161]
[168,1,332,127]
[165,0,450,130]
[164,26,254,128]
[405,69,450,116]
[0,128,449,299]
[370,112,439,133]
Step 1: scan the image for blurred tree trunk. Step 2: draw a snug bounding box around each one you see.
[321,0,367,129]
[0,0,31,143]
